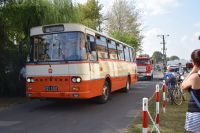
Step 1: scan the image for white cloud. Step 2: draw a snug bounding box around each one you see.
[180,35,188,42]
[136,0,181,16]
[194,22,200,28]
[194,32,200,40]
[141,28,163,56]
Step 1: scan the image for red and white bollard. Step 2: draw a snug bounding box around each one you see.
[162,83,167,113]
[155,84,160,129]
[142,97,148,133]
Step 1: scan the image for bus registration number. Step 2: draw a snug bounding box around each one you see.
[45,86,58,91]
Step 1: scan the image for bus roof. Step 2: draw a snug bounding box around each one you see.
[30,23,134,49]
[136,57,151,60]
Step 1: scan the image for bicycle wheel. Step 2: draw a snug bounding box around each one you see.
[172,87,183,105]
[168,88,174,105]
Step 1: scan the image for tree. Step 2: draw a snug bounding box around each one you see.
[111,30,138,48]
[169,55,180,61]
[105,0,141,50]
[152,51,163,63]
[79,0,103,31]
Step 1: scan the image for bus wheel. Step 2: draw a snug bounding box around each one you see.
[122,77,131,93]
[96,81,110,104]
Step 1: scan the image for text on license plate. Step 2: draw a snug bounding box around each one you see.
[45,86,58,91]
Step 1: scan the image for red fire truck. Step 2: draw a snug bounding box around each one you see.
[136,56,153,80]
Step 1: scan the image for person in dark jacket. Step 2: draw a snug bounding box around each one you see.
[19,64,26,96]
[181,49,200,133]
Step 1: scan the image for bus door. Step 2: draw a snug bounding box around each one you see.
[86,35,99,80]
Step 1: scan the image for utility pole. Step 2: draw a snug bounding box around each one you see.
[157,34,169,72]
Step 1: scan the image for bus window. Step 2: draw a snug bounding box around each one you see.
[129,48,133,62]
[87,35,97,61]
[117,43,125,60]
[108,40,118,60]
[132,48,136,61]
[32,32,87,61]
[96,35,109,59]
[124,46,131,62]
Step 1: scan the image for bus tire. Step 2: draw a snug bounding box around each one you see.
[122,77,131,93]
[95,81,110,104]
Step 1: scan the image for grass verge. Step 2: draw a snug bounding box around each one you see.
[129,92,189,133]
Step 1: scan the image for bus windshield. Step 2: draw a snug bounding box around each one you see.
[136,59,150,65]
[31,32,86,62]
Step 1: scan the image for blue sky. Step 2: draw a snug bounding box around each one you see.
[76,0,200,60]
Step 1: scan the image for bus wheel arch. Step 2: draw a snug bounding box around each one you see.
[95,77,111,104]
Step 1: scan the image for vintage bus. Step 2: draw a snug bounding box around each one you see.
[26,23,137,103]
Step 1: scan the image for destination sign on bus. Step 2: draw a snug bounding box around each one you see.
[43,25,64,33]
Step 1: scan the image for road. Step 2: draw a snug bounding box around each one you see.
[0,72,163,133]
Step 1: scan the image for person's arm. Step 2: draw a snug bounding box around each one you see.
[181,66,198,90]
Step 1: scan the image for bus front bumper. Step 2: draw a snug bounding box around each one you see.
[26,91,94,99]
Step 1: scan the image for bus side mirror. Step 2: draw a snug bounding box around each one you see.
[151,60,154,64]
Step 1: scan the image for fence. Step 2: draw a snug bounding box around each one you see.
[142,83,167,133]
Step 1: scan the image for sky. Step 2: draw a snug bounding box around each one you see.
[76,0,200,60]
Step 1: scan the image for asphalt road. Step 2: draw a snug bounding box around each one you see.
[0,72,163,133]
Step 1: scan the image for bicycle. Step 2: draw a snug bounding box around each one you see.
[175,73,186,101]
[165,80,184,105]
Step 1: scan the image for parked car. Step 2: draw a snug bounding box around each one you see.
[167,65,179,72]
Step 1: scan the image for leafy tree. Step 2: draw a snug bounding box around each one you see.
[110,30,139,48]
[152,51,163,63]
[169,55,180,61]
[79,0,103,31]
[105,0,141,50]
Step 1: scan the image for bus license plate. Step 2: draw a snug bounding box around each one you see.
[45,86,58,91]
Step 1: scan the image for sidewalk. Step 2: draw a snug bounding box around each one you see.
[0,97,27,110]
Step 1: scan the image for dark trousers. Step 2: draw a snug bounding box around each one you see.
[19,76,26,96]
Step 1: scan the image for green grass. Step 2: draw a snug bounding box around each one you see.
[128,92,189,133]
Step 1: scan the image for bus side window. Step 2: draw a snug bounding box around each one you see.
[131,48,136,62]
[87,35,97,61]
[124,46,131,62]
[108,40,118,60]
[117,43,125,61]
[96,35,109,59]
[129,48,133,62]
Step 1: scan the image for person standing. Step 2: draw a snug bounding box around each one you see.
[178,62,184,74]
[181,49,200,133]
[19,64,26,96]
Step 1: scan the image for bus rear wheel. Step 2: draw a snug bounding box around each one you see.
[96,81,110,104]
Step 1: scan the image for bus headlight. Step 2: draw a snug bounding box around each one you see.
[76,78,81,83]
[71,77,82,83]
[27,77,35,83]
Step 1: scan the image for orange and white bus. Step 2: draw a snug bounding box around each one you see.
[26,23,137,103]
